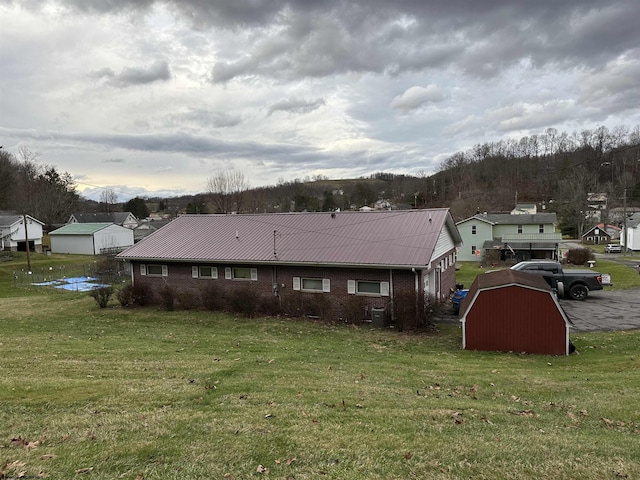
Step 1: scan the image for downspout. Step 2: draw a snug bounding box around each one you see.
[388,269,394,322]
[412,267,420,319]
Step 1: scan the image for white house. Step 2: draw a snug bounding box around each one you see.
[50,223,134,255]
[456,212,560,262]
[68,212,139,229]
[622,213,640,251]
[0,214,45,252]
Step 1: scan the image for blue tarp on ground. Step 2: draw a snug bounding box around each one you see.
[32,276,109,292]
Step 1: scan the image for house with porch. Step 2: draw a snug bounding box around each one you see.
[0,214,45,252]
[456,212,560,263]
[117,209,462,325]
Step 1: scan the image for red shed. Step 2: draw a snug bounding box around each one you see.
[460,269,570,355]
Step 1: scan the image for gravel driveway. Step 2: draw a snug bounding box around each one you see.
[559,288,640,332]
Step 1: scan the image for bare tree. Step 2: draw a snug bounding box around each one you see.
[11,147,79,228]
[206,170,249,213]
[99,189,118,212]
[0,149,17,209]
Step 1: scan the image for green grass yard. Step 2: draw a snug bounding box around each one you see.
[1,254,639,479]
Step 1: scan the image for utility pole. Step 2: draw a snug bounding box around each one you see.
[622,188,627,254]
[23,213,32,272]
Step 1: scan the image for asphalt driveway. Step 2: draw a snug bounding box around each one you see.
[559,288,640,332]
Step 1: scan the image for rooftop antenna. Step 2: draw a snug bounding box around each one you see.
[235,230,239,239]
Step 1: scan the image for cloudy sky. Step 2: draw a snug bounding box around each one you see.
[1,0,639,201]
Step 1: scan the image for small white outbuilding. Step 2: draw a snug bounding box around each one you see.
[49,223,134,255]
[0,214,45,252]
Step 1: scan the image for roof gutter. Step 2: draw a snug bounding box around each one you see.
[116,256,429,271]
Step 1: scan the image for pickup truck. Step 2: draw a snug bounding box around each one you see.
[510,260,608,300]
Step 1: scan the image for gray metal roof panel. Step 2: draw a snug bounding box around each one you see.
[118,209,458,268]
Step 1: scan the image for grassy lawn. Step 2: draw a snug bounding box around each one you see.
[1,255,639,479]
[454,259,640,291]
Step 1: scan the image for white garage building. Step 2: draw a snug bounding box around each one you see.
[49,223,134,255]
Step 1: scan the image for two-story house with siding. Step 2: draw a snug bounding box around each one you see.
[456,212,560,263]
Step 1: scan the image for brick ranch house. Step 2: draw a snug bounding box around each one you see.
[116,209,462,326]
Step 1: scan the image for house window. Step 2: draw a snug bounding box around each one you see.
[192,266,218,279]
[471,245,476,255]
[293,277,330,293]
[539,224,544,233]
[517,225,523,234]
[471,225,477,235]
[141,264,167,276]
[348,280,390,296]
[225,267,257,280]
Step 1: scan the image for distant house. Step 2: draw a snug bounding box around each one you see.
[133,219,172,243]
[596,223,621,240]
[68,212,139,229]
[622,213,640,251]
[0,214,45,252]
[586,192,608,221]
[581,225,611,245]
[50,223,134,255]
[117,209,463,325]
[460,269,571,355]
[456,212,560,263]
[510,203,537,215]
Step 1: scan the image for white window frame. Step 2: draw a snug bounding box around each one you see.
[348,280,389,297]
[293,277,330,293]
[192,265,218,279]
[471,225,477,235]
[141,264,167,277]
[225,266,258,281]
[539,224,544,233]
[517,224,523,234]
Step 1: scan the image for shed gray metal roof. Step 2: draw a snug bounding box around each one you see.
[117,209,461,268]
[50,223,114,235]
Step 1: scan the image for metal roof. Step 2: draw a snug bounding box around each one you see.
[70,212,137,224]
[459,269,554,317]
[50,223,114,235]
[457,213,557,226]
[117,209,461,268]
[0,214,44,227]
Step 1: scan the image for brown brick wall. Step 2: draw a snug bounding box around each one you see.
[132,251,457,321]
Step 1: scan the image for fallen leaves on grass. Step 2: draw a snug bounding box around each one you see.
[470,383,480,399]
[256,464,269,474]
[10,436,40,449]
[511,410,537,417]
[1,460,27,479]
[75,467,94,474]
